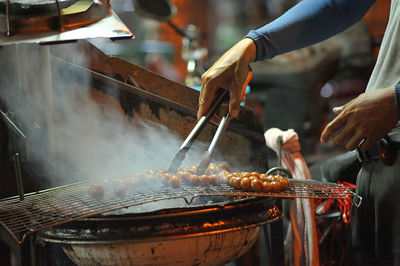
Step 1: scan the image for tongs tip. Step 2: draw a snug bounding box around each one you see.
[195,152,212,176]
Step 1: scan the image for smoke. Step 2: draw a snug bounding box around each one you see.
[0,42,204,187]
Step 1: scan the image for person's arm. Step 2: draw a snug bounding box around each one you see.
[198,0,376,119]
[246,0,376,61]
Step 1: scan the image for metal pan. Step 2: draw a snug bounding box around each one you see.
[0,0,78,15]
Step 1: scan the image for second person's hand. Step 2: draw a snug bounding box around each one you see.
[320,87,399,151]
[198,38,256,120]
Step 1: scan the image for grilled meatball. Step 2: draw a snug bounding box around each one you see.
[240,177,252,190]
[114,182,127,196]
[251,179,263,192]
[262,181,273,192]
[168,174,181,188]
[89,183,105,197]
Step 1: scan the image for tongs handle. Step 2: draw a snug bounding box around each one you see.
[196,67,253,175]
[168,66,253,174]
[181,88,229,150]
[195,112,231,175]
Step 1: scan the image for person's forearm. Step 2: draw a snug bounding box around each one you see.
[245,0,376,61]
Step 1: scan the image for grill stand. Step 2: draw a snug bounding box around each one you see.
[0,226,35,266]
[0,227,76,266]
[264,200,285,266]
[0,109,26,201]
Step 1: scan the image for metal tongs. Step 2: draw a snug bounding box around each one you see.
[168,67,253,175]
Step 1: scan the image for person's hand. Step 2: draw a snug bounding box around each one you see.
[320,87,399,151]
[197,38,256,119]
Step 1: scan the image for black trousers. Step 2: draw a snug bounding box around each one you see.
[346,159,400,266]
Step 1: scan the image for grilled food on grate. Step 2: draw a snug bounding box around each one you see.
[89,163,290,197]
[228,172,290,192]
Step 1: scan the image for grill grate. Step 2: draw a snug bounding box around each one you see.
[0,179,361,244]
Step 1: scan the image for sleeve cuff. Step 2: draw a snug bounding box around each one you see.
[243,30,270,62]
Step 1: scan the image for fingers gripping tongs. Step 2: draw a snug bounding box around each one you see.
[168,67,253,175]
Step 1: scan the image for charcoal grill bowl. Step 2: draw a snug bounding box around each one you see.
[38,197,281,266]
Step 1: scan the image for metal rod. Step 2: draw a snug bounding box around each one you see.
[167,20,193,41]
[276,136,283,176]
[0,109,26,139]
[13,153,24,201]
[54,0,63,31]
[5,0,11,36]
[277,136,282,168]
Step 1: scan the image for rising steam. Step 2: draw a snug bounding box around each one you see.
[0,42,204,187]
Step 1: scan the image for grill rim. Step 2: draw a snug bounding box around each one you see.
[36,197,280,244]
